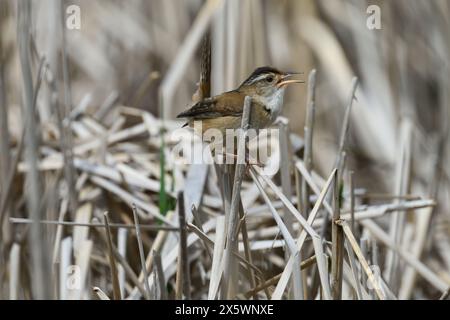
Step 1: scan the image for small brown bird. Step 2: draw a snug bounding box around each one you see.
[177,66,303,135]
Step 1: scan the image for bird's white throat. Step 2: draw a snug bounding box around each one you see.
[254,88,286,122]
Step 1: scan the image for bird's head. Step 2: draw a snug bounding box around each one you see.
[238,66,303,99]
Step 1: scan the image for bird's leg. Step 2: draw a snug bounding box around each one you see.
[223,137,264,170]
[245,154,262,166]
[244,154,265,177]
[221,152,262,167]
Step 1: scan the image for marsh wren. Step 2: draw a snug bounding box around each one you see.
[177,66,303,135]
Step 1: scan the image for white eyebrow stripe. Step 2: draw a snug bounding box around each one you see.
[246,74,270,85]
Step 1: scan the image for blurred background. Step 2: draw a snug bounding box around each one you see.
[0,0,449,300]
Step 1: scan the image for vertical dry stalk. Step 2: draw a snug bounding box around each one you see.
[385,119,412,292]
[191,205,213,260]
[321,77,358,237]
[301,70,321,295]
[0,130,24,240]
[359,237,369,289]
[17,0,51,299]
[222,96,251,299]
[349,171,355,235]
[344,239,362,300]
[152,250,167,300]
[176,192,191,299]
[130,210,175,298]
[59,0,77,216]
[334,77,358,171]
[103,212,122,300]
[0,55,11,241]
[211,1,226,95]
[9,243,21,300]
[279,120,303,299]
[225,0,239,90]
[117,228,127,298]
[59,237,72,300]
[294,167,309,299]
[331,169,344,299]
[236,200,257,299]
[301,69,317,218]
[131,205,151,299]
[208,216,226,299]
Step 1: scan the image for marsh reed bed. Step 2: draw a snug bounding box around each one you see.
[0,0,449,300]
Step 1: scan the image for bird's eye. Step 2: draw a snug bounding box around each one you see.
[266,76,274,83]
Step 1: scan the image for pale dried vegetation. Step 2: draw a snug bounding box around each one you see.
[0,0,449,300]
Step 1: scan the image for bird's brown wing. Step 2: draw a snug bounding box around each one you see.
[177,91,245,119]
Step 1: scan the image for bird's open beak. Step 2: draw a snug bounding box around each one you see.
[277,72,304,88]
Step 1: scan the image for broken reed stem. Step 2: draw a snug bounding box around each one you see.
[95,226,148,298]
[132,210,175,298]
[331,169,344,299]
[93,287,111,300]
[337,219,386,300]
[131,204,152,299]
[302,69,317,218]
[103,212,122,300]
[360,219,449,292]
[176,192,191,300]
[222,96,251,299]
[187,222,267,285]
[241,255,317,299]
